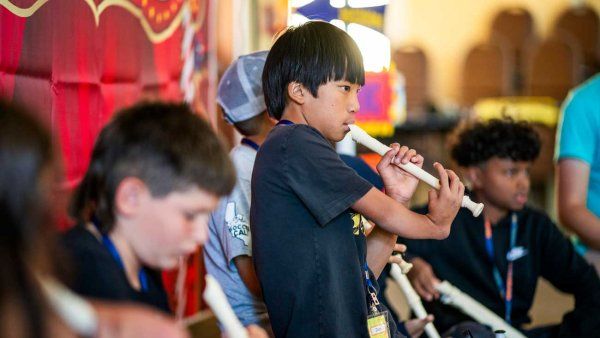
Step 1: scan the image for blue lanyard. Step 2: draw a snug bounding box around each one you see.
[93,218,149,292]
[364,263,380,313]
[484,213,518,323]
[241,138,260,151]
[277,119,294,126]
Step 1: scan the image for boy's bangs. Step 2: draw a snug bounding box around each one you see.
[327,41,365,86]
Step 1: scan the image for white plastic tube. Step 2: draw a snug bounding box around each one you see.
[436,281,526,338]
[348,124,484,217]
[390,264,441,338]
[39,277,98,336]
[203,274,248,338]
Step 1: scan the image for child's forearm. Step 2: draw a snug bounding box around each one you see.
[354,188,450,240]
[233,256,263,298]
[382,209,449,240]
[366,227,397,278]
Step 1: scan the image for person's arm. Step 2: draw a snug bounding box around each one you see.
[217,160,261,296]
[232,256,262,298]
[406,257,441,301]
[353,162,463,240]
[537,216,600,336]
[366,146,421,278]
[287,131,460,240]
[556,159,600,250]
[404,315,434,338]
[366,226,397,278]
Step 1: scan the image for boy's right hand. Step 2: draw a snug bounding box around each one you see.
[426,162,464,236]
[406,257,440,301]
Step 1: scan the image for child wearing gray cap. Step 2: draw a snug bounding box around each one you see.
[204,50,275,335]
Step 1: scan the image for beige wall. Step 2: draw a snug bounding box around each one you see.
[385,0,600,110]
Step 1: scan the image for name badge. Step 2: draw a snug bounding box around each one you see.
[507,246,528,262]
[367,311,390,338]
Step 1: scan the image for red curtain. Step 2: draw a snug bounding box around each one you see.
[0,0,213,316]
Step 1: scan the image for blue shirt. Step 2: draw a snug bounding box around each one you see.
[555,74,600,218]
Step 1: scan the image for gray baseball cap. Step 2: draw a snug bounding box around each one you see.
[217,50,268,124]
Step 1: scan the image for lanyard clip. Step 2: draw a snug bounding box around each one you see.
[369,290,380,306]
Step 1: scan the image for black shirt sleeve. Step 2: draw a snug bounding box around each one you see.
[537,215,600,336]
[283,126,372,226]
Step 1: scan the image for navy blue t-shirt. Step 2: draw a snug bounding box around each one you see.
[340,154,406,335]
[251,124,374,337]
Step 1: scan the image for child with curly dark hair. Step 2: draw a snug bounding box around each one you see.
[401,118,600,338]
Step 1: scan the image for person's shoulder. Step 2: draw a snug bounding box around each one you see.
[519,206,555,230]
[62,224,98,245]
[61,225,117,283]
[279,124,326,142]
[62,224,105,256]
[230,145,256,170]
[565,74,600,109]
[574,73,600,96]
[261,124,330,156]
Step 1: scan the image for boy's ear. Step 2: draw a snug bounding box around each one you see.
[287,82,305,105]
[114,177,149,216]
[465,166,484,190]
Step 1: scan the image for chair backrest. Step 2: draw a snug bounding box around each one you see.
[461,40,514,107]
[393,45,428,119]
[491,8,535,59]
[553,5,600,77]
[523,36,583,102]
[490,7,536,92]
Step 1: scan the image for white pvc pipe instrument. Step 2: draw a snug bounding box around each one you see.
[203,274,248,338]
[39,277,98,336]
[348,125,484,217]
[435,281,526,338]
[390,263,441,338]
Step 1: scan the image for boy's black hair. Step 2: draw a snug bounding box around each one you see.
[450,118,541,167]
[262,21,365,120]
[70,102,236,233]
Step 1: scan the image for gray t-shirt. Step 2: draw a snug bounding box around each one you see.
[204,143,268,327]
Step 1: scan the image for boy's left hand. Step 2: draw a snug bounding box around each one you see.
[404,315,434,338]
[376,143,423,204]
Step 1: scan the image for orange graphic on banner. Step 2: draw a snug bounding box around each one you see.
[0,0,205,43]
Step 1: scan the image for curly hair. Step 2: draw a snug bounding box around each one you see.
[450,118,541,167]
